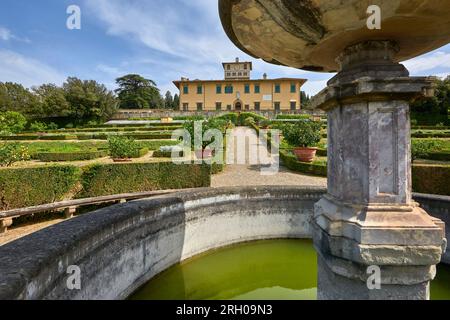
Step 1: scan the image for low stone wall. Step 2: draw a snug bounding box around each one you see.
[0,186,448,300]
[0,186,324,300]
[413,193,450,264]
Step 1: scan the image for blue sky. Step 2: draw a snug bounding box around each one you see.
[1,0,450,96]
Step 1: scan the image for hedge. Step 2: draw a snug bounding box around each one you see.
[280,151,450,196]
[0,165,81,210]
[130,148,149,158]
[412,131,450,138]
[33,150,108,162]
[79,162,211,198]
[412,164,450,196]
[153,150,185,158]
[0,162,212,209]
[280,151,327,177]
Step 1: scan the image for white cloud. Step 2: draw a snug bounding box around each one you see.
[0,27,12,41]
[0,50,65,87]
[404,51,450,74]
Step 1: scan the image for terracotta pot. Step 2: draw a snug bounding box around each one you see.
[194,149,213,159]
[293,147,317,163]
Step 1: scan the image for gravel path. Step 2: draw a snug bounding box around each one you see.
[212,127,327,188]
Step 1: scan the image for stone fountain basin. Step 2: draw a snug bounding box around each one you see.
[0,186,448,300]
[219,0,450,72]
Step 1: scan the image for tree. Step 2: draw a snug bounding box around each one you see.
[0,82,41,116]
[164,91,174,109]
[173,93,180,110]
[33,84,71,117]
[0,111,27,134]
[115,74,162,109]
[63,77,118,121]
[412,76,450,115]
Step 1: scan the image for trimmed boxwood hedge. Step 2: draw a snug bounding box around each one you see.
[280,150,450,196]
[34,150,108,162]
[130,148,149,158]
[79,162,211,198]
[0,162,212,209]
[412,164,450,196]
[280,151,327,177]
[0,165,81,210]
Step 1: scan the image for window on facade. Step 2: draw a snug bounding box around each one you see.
[290,101,296,110]
[227,105,232,111]
[232,72,236,76]
[227,65,231,70]
[225,85,234,94]
[238,72,242,76]
[245,104,250,111]
[275,84,281,93]
[183,85,189,94]
[182,103,189,111]
[255,85,260,94]
[244,64,248,70]
[254,102,260,111]
[291,83,296,93]
[226,72,231,77]
[244,84,250,94]
[216,102,222,111]
[216,85,222,94]
[274,102,281,111]
[197,103,203,111]
[197,85,203,94]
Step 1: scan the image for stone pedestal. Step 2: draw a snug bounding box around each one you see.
[312,41,447,300]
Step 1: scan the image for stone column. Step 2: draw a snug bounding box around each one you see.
[312,41,447,300]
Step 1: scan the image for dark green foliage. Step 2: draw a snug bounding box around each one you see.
[108,136,140,159]
[79,162,210,198]
[34,150,108,162]
[0,111,27,134]
[115,74,163,109]
[0,82,41,116]
[280,121,322,147]
[0,143,30,167]
[280,151,327,177]
[0,165,81,210]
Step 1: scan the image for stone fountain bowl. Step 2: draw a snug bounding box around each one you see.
[219,0,450,72]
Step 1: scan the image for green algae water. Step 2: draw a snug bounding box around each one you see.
[130,239,450,300]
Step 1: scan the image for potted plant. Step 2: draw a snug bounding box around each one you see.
[282,121,322,162]
[108,136,139,162]
[183,119,227,159]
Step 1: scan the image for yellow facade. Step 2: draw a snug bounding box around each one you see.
[173,60,307,112]
[173,78,307,112]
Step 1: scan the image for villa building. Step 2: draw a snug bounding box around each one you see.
[173,58,307,112]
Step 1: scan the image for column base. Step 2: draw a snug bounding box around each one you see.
[317,254,431,300]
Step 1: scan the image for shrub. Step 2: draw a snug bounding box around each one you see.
[237,112,267,125]
[0,165,81,210]
[412,140,442,161]
[280,150,327,176]
[0,143,30,167]
[183,119,226,150]
[244,117,255,126]
[47,122,59,130]
[153,146,184,158]
[108,136,140,159]
[0,111,27,134]
[412,164,450,196]
[65,123,74,129]
[281,121,322,148]
[214,113,239,125]
[29,121,48,132]
[34,150,108,162]
[79,162,211,198]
